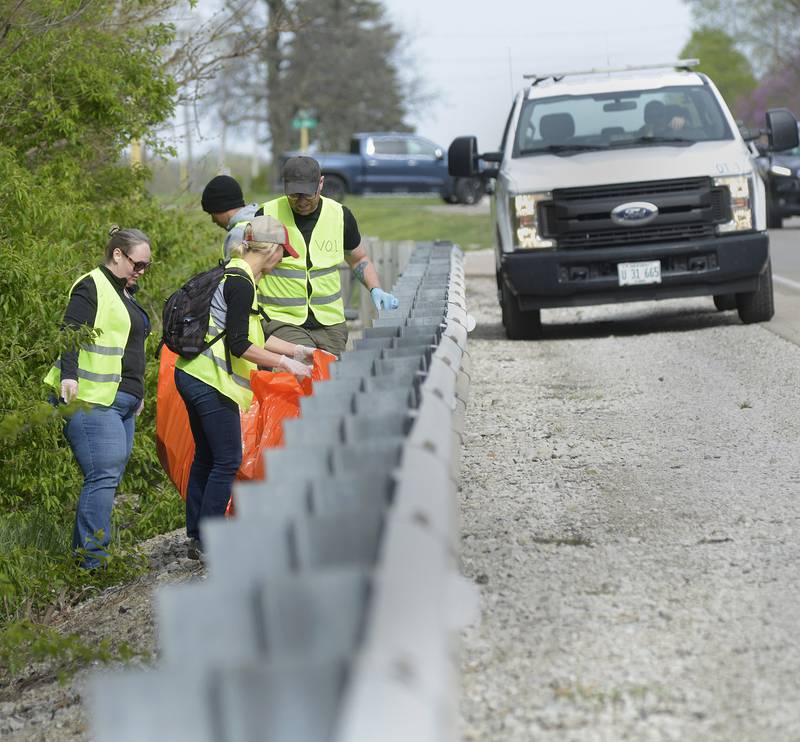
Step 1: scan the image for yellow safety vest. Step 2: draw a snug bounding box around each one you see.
[175,258,264,410]
[259,196,345,326]
[44,268,131,406]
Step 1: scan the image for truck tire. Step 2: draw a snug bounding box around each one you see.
[767,206,783,229]
[501,282,542,339]
[321,175,347,203]
[736,258,774,324]
[767,194,783,229]
[455,177,484,205]
[713,294,737,311]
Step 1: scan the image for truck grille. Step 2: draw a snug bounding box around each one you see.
[540,177,729,249]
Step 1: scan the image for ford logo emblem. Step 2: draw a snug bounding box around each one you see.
[610,201,659,226]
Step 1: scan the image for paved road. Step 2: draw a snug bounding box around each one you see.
[767,217,800,345]
[770,217,800,283]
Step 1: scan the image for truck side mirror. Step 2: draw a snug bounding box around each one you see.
[480,150,502,179]
[448,136,479,177]
[448,136,503,178]
[765,108,799,152]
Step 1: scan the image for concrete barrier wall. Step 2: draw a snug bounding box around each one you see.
[89,241,474,742]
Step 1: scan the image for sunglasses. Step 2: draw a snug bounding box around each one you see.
[120,250,151,273]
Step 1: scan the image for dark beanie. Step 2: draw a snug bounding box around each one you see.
[201,175,244,214]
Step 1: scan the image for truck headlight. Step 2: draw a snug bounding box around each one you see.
[714,175,753,233]
[512,192,555,249]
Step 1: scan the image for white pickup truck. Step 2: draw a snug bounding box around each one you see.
[449,60,800,339]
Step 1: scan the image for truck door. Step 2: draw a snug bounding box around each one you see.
[406,136,448,192]
[363,135,413,192]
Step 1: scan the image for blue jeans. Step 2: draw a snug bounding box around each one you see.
[63,390,140,568]
[174,368,242,542]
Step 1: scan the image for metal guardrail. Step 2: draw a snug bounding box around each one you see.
[339,238,418,326]
[89,240,475,742]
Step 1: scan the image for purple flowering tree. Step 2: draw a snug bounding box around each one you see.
[734,58,800,129]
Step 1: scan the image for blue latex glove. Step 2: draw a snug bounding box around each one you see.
[370,288,399,311]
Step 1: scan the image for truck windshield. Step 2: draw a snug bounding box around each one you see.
[514,85,733,157]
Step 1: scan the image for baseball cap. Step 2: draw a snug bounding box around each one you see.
[244,215,299,258]
[282,156,321,196]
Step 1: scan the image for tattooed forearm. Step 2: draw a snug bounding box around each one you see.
[352,259,369,287]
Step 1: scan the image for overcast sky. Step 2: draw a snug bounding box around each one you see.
[383,0,694,150]
[177,0,694,161]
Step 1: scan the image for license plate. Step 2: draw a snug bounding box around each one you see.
[617,260,662,286]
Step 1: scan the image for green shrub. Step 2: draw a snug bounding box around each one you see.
[0,1,220,627]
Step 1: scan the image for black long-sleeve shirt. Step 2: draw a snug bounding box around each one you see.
[221,274,256,357]
[60,265,151,399]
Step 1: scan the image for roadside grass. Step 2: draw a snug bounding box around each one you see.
[342,195,492,250]
[164,192,493,252]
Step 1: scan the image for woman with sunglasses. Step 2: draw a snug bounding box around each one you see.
[44,226,152,568]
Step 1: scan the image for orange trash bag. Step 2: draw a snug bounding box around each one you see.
[156,348,334,502]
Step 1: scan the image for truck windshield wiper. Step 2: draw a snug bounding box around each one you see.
[613,136,695,147]
[521,144,610,156]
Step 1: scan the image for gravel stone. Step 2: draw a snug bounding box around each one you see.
[458,250,800,742]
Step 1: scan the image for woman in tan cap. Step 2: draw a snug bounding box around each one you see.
[174,215,311,560]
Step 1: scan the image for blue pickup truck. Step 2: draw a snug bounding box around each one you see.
[279,132,485,204]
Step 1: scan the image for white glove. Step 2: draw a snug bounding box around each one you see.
[293,344,337,362]
[60,379,78,403]
[292,344,316,362]
[135,399,145,417]
[278,355,312,378]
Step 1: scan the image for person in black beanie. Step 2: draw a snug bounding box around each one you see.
[201,175,265,260]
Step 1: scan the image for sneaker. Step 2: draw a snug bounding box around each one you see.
[186,537,204,562]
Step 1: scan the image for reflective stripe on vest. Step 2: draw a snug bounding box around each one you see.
[43,268,131,406]
[175,258,264,410]
[260,196,346,326]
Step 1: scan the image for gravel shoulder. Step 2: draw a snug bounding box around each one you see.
[458,250,800,741]
[0,531,199,741]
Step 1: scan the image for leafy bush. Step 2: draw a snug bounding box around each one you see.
[0,2,220,626]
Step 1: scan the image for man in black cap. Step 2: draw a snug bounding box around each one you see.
[201,174,265,260]
[255,155,398,356]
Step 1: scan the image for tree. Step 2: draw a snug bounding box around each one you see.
[680,27,757,114]
[210,0,419,159]
[736,57,800,128]
[684,0,800,76]
[278,0,412,153]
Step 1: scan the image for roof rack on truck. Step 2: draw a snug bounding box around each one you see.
[523,59,700,86]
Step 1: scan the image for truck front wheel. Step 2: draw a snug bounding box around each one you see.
[321,175,347,202]
[713,294,737,311]
[736,258,775,324]
[501,282,542,339]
